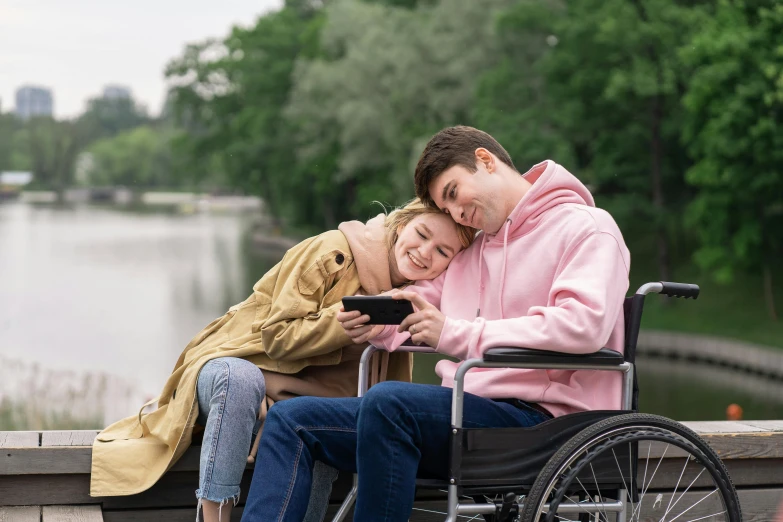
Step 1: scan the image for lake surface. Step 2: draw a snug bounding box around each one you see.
[1,201,782,427]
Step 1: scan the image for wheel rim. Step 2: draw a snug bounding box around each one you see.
[532,426,735,522]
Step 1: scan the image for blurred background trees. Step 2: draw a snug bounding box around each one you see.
[1,0,781,317]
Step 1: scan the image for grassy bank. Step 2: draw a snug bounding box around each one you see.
[0,398,102,431]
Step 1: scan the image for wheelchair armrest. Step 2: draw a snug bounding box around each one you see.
[396,343,437,354]
[483,347,624,366]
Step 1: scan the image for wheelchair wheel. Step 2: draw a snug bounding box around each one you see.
[520,414,741,522]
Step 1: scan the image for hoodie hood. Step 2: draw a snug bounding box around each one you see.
[489,159,595,243]
[477,160,597,319]
[338,214,393,295]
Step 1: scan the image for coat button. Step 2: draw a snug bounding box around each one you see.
[335,253,345,264]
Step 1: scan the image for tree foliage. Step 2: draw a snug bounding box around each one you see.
[682,0,783,318]
[475,0,713,281]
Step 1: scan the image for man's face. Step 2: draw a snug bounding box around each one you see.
[428,162,507,234]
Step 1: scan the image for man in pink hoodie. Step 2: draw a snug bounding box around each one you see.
[240,126,630,522]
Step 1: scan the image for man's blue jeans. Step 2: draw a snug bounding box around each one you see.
[240,381,551,522]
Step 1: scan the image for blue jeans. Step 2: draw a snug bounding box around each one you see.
[240,381,552,522]
[196,357,338,521]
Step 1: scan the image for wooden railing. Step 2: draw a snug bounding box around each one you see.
[1,421,783,521]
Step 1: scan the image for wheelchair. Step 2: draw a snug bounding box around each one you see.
[332,281,742,522]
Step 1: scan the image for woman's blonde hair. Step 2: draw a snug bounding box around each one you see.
[382,198,476,252]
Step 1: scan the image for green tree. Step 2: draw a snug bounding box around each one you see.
[287,0,513,224]
[86,126,178,188]
[166,1,326,228]
[476,0,712,282]
[76,96,149,144]
[21,117,81,198]
[682,0,783,320]
[0,113,17,171]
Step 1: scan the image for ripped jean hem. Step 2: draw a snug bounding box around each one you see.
[196,493,240,522]
[195,487,241,504]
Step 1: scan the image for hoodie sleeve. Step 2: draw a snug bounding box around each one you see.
[436,232,629,360]
[369,271,446,352]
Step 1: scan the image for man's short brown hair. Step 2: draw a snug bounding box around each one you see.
[414,126,516,208]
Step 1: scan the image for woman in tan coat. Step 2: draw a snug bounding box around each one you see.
[90,199,475,521]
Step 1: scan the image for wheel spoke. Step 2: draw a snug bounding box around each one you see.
[633,443,668,522]
[666,489,719,522]
[631,441,653,522]
[660,456,690,522]
[684,510,727,522]
[575,477,612,522]
[588,462,612,522]
[660,467,707,522]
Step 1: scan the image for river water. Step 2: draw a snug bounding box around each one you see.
[1,201,782,428]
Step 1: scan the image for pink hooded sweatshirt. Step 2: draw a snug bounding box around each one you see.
[371,160,631,417]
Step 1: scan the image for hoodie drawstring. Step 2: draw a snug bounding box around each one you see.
[476,234,487,317]
[499,218,511,319]
[476,218,512,319]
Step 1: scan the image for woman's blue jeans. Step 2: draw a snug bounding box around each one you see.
[240,380,552,522]
[196,357,338,521]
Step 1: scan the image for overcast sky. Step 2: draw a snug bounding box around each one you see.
[1,0,283,119]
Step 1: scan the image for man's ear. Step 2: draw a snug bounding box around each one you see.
[475,148,495,173]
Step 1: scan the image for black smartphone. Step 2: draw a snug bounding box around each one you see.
[341,296,415,325]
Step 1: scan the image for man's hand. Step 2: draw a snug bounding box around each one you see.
[337,308,385,344]
[394,290,445,348]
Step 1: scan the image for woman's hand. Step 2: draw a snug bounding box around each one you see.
[394,290,445,348]
[337,308,385,344]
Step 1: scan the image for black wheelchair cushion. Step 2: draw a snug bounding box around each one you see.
[483,347,624,366]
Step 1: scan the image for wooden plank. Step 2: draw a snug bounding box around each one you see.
[1,447,92,475]
[43,505,103,521]
[8,426,783,477]
[103,508,230,522]
[168,446,200,472]
[634,487,782,522]
[643,458,783,489]
[41,431,99,447]
[683,421,766,433]
[0,432,39,448]
[102,502,452,522]
[698,432,783,459]
[0,506,40,521]
[1,445,200,476]
[741,420,783,431]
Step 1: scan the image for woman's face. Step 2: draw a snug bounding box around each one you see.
[393,213,465,281]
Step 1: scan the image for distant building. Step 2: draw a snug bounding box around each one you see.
[15,86,53,120]
[103,85,132,100]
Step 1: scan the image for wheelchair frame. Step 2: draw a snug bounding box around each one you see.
[331,281,698,522]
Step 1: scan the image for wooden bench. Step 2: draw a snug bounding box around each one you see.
[2,421,783,521]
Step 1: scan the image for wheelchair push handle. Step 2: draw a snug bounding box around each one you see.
[659,281,700,299]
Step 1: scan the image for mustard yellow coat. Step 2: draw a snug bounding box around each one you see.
[90,230,411,496]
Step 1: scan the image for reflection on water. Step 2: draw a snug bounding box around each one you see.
[638,355,783,421]
[1,201,782,428]
[0,202,277,426]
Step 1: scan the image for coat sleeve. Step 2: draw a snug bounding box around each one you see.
[256,239,354,362]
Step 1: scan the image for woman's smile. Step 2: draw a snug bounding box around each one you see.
[407,252,427,269]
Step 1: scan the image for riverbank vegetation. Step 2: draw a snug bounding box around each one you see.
[1,0,781,332]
